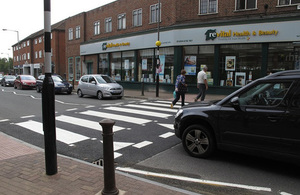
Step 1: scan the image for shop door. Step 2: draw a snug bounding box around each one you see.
[87,62,93,74]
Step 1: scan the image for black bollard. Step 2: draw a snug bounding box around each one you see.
[141,81,144,96]
[99,119,119,195]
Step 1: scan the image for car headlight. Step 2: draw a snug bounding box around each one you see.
[175,109,183,119]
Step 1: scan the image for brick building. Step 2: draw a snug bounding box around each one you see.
[11,0,300,93]
[11,20,65,78]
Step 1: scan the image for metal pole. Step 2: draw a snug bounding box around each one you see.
[99,119,119,195]
[156,0,161,97]
[42,0,57,176]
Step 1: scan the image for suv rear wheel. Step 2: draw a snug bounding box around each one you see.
[182,125,215,158]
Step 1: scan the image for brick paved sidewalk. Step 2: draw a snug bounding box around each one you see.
[0,132,199,195]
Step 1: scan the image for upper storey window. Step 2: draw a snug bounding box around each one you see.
[105,18,112,33]
[133,8,142,26]
[199,0,217,14]
[118,14,126,30]
[94,21,100,35]
[68,28,73,40]
[236,0,257,10]
[150,3,161,23]
[279,0,300,6]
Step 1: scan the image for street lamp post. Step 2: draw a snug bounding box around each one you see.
[155,0,161,97]
[2,29,20,74]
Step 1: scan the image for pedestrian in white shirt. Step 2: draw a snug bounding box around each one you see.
[195,65,208,102]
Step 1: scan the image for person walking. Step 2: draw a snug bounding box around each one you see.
[171,69,187,108]
[195,65,208,102]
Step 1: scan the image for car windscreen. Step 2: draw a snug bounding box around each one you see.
[21,76,35,80]
[52,76,63,82]
[95,75,116,83]
[5,76,16,79]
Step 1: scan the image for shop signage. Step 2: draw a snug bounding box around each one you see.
[205,29,279,41]
[102,42,130,50]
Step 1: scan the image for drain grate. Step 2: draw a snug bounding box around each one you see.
[92,159,103,166]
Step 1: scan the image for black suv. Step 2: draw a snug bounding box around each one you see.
[174,70,300,162]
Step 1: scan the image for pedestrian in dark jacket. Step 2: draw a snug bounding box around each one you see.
[171,69,187,108]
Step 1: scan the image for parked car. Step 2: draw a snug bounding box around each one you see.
[174,70,300,162]
[77,74,124,99]
[36,75,73,94]
[14,75,36,90]
[1,75,16,87]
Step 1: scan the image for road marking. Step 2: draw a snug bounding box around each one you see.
[66,108,78,112]
[79,110,151,125]
[15,120,90,145]
[158,123,174,130]
[104,107,172,118]
[159,132,174,138]
[141,102,181,109]
[133,141,153,148]
[21,115,35,119]
[56,115,125,132]
[116,167,272,193]
[125,104,177,113]
[0,119,9,122]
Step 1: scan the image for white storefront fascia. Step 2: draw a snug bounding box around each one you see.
[80,20,300,55]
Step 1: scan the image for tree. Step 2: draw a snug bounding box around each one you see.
[0,57,13,74]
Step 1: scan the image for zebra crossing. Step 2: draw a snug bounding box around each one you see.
[13,100,183,160]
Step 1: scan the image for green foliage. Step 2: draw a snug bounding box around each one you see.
[0,57,13,74]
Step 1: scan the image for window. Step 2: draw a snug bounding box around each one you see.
[75,57,81,81]
[239,82,292,106]
[27,53,30,60]
[94,21,100,35]
[27,41,30,46]
[75,26,80,39]
[68,28,73,40]
[35,51,38,59]
[268,43,295,73]
[39,50,42,58]
[35,39,37,44]
[68,57,74,81]
[105,18,112,32]
[133,8,142,26]
[122,51,135,81]
[236,0,256,10]
[150,3,161,23]
[98,53,109,75]
[279,0,300,5]
[118,14,126,30]
[199,0,217,14]
[39,37,42,43]
[23,42,26,47]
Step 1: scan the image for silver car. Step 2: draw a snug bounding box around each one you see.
[77,74,124,100]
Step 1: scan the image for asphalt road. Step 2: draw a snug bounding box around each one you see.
[1,86,300,195]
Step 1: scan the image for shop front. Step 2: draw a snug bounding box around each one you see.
[80,19,300,94]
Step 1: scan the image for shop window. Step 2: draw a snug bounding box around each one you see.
[68,57,74,81]
[139,49,154,82]
[157,47,174,84]
[75,57,81,81]
[236,0,256,10]
[99,53,109,75]
[122,51,135,81]
[220,44,262,87]
[133,8,142,26]
[183,45,214,85]
[268,43,296,73]
[118,14,126,30]
[199,0,217,14]
[279,0,300,5]
[94,21,100,35]
[111,52,122,81]
[150,3,161,23]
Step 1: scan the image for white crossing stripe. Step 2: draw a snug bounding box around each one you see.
[0,119,9,122]
[158,123,174,130]
[141,102,181,108]
[125,104,178,113]
[159,132,175,138]
[104,107,172,118]
[56,115,125,132]
[133,141,153,148]
[21,115,35,119]
[79,110,151,125]
[15,120,90,145]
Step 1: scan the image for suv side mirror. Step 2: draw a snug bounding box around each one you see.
[230,97,242,111]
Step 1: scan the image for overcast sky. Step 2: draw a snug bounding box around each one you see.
[0,0,116,59]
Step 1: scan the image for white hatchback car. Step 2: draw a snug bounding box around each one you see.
[77,74,124,100]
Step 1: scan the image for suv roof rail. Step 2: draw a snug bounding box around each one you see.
[267,70,300,78]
